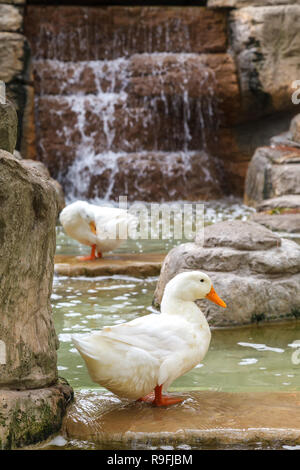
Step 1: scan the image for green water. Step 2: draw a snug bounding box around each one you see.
[56,198,255,255]
[53,274,300,393]
[53,198,300,393]
[45,198,300,450]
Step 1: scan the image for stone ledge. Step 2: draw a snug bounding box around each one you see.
[63,390,300,449]
[54,253,165,278]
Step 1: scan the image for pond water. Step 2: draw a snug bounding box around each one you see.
[53,274,300,394]
[53,198,300,395]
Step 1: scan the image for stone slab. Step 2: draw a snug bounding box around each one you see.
[54,253,165,278]
[63,390,300,448]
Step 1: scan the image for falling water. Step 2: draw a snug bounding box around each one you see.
[28,7,223,201]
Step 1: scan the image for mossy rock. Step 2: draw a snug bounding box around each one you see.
[0,378,73,449]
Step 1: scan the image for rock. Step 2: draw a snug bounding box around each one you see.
[257,195,300,212]
[63,390,300,448]
[250,195,300,233]
[0,149,73,448]
[154,220,300,327]
[0,379,73,449]
[21,159,66,214]
[208,0,297,7]
[0,0,25,4]
[229,6,300,119]
[0,4,23,32]
[197,219,281,250]
[0,100,17,153]
[251,213,300,234]
[26,6,227,61]
[0,149,59,389]
[0,32,25,83]
[290,114,300,144]
[54,253,165,278]
[244,146,300,207]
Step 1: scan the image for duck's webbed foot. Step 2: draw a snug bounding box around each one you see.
[77,244,96,261]
[137,385,183,407]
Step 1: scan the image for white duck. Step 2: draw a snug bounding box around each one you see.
[59,200,137,260]
[72,271,226,406]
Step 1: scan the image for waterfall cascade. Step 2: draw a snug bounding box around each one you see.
[25,6,234,202]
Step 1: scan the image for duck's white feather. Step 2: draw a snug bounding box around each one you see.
[59,200,138,253]
[72,271,215,400]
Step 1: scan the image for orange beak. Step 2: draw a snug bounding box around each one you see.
[206,285,227,308]
[89,221,97,235]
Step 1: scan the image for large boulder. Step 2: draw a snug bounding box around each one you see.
[153,220,300,327]
[0,149,72,448]
[0,149,58,389]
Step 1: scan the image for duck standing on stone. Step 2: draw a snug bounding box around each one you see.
[72,271,226,406]
[59,200,138,260]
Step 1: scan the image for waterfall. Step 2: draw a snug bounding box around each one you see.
[27,6,224,202]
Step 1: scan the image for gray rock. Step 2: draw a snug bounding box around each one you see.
[0,149,73,449]
[229,5,300,119]
[0,149,59,389]
[244,146,300,207]
[270,131,300,150]
[257,195,300,212]
[154,220,300,327]
[0,32,25,83]
[251,213,300,233]
[197,219,281,251]
[21,159,66,215]
[290,114,300,144]
[0,100,17,154]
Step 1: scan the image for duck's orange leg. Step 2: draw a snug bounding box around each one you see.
[77,244,96,261]
[138,385,183,406]
[96,250,102,259]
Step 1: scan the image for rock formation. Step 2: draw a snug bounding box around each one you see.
[245,113,300,233]
[154,220,300,327]
[0,108,72,447]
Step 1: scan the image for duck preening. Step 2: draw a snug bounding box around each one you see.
[72,271,226,406]
[59,200,138,260]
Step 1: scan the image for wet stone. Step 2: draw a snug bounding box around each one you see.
[54,253,165,278]
[63,390,300,449]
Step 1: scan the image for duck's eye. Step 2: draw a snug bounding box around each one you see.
[200,279,204,283]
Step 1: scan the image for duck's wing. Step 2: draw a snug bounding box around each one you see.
[100,313,191,357]
[93,207,138,240]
